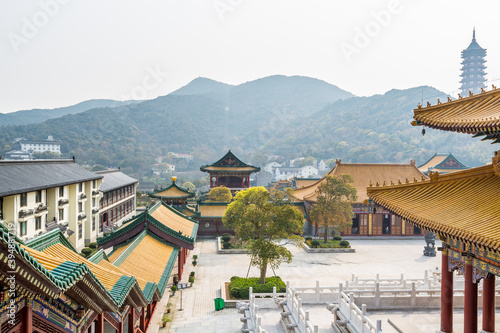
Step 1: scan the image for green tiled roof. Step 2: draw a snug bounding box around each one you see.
[26,228,77,253]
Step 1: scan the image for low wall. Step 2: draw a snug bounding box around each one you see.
[216,237,248,254]
[302,242,355,253]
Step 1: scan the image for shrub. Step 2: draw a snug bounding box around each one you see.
[221,235,231,243]
[221,233,230,238]
[171,285,177,292]
[340,240,350,247]
[193,255,198,260]
[190,271,195,277]
[305,236,312,241]
[310,240,320,248]
[222,241,231,249]
[333,235,342,241]
[81,248,93,257]
[192,260,197,266]
[228,276,286,299]
[188,276,195,283]
[214,233,219,239]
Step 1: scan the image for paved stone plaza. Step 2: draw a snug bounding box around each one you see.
[156,238,499,333]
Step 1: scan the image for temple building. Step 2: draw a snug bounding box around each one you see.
[418,153,469,175]
[96,169,138,234]
[200,150,260,191]
[149,177,195,207]
[460,28,487,96]
[291,160,427,237]
[0,159,103,251]
[370,85,500,333]
[0,201,196,333]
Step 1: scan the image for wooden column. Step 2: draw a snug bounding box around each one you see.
[128,308,135,333]
[178,250,183,280]
[440,248,453,333]
[140,307,146,333]
[482,274,495,333]
[23,299,33,333]
[95,313,104,333]
[464,257,478,333]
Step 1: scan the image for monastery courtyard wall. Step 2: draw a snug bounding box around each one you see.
[163,238,464,333]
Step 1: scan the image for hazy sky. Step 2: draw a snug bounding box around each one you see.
[1,0,499,113]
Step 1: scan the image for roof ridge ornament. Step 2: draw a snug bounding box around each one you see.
[429,171,439,182]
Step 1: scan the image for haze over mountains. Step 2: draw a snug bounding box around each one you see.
[0,75,496,176]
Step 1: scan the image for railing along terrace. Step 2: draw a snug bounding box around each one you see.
[333,287,382,333]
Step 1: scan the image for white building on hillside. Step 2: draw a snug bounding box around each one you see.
[19,136,61,154]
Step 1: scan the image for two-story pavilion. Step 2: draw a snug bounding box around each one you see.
[149,177,195,207]
[368,86,500,333]
[200,150,260,191]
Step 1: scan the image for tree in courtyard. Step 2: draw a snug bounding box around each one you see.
[182,181,195,192]
[223,187,304,284]
[309,174,357,243]
[206,186,232,202]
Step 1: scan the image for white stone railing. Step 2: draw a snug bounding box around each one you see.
[238,287,272,333]
[282,286,319,333]
[332,288,382,333]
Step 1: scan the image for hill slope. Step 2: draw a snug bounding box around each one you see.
[0,99,138,127]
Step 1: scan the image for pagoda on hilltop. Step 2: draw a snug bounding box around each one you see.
[460,28,487,96]
[200,150,260,191]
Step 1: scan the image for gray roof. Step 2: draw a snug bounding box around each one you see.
[0,160,103,197]
[95,169,138,193]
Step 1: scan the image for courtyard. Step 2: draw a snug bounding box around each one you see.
[155,238,500,333]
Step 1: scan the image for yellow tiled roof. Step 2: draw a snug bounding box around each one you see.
[114,234,174,284]
[367,164,500,250]
[152,183,194,198]
[197,204,228,217]
[150,204,197,237]
[418,155,448,173]
[292,162,426,203]
[295,179,319,188]
[23,243,123,291]
[97,259,149,290]
[107,243,130,263]
[413,87,500,134]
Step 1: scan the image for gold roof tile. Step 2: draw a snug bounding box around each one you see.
[150,204,197,237]
[367,164,500,250]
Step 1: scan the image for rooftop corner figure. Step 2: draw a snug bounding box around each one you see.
[460,28,487,96]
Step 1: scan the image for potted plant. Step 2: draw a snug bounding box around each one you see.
[192,260,197,266]
[171,285,177,295]
[193,254,198,260]
[161,315,172,327]
[188,276,195,286]
[165,302,173,313]
[189,271,195,277]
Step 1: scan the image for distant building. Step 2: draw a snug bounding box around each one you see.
[19,135,61,154]
[318,160,326,172]
[0,159,103,250]
[152,162,175,174]
[95,169,138,232]
[264,161,281,173]
[172,153,193,160]
[3,150,31,160]
[275,166,318,181]
[460,28,487,96]
[200,150,260,191]
[289,157,304,167]
[418,153,469,175]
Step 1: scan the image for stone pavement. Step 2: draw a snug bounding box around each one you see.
[158,238,460,332]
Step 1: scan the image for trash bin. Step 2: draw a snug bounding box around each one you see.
[214,297,225,311]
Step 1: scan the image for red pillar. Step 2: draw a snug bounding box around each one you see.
[128,308,135,333]
[95,313,104,333]
[178,251,183,280]
[140,308,146,333]
[440,249,453,333]
[482,274,495,333]
[23,299,33,333]
[464,257,478,333]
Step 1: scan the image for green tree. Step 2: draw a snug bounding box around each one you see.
[206,186,232,202]
[325,159,337,170]
[183,181,195,191]
[297,156,317,167]
[309,174,357,243]
[223,187,304,284]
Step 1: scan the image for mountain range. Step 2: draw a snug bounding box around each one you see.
[0,75,496,176]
